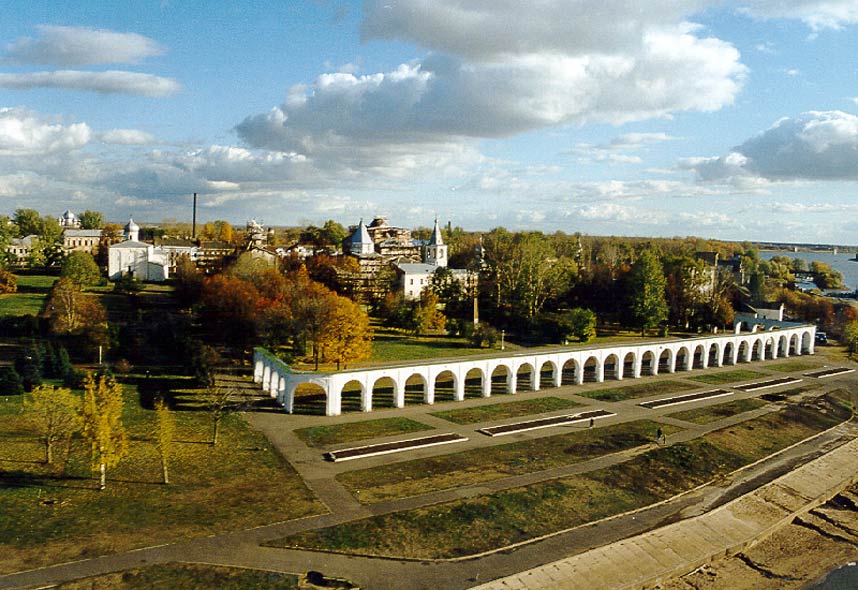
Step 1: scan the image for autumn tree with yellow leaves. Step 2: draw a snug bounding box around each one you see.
[82,373,128,490]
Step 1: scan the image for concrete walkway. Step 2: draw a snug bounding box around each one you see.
[469,435,858,590]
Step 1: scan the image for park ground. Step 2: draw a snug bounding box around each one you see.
[0,341,857,589]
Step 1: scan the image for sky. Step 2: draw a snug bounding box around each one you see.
[1,1,858,244]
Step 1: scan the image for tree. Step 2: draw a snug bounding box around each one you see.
[412,289,447,335]
[0,268,16,294]
[22,384,81,464]
[61,251,101,286]
[81,372,128,489]
[319,296,374,369]
[0,366,24,396]
[558,308,597,343]
[78,210,105,230]
[45,277,108,336]
[14,342,43,391]
[841,320,858,358]
[13,208,43,237]
[629,249,668,337]
[151,398,175,484]
[97,224,123,267]
[203,386,238,446]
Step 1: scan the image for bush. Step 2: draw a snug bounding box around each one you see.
[0,366,24,396]
[114,358,132,374]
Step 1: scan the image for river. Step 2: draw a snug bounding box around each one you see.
[808,561,858,589]
[760,250,858,292]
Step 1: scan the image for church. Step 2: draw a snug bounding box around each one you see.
[107,218,170,282]
[344,216,473,301]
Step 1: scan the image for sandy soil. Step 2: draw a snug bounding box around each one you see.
[659,486,858,590]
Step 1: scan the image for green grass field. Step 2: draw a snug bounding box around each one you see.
[689,370,767,385]
[0,273,56,317]
[430,396,583,425]
[0,376,323,574]
[56,564,307,590]
[667,397,768,424]
[578,380,695,402]
[294,417,433,447]
[275,391,851,559]
[766,360,823,373]
[336,420,680,504]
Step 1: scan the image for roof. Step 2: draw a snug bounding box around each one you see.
[110,240,151,249]
[198,240,233,250]
[429,219,444,246]
[396,262,439,274]
[350,218,373,245]
[63,229,102,238]
[156,237,196,248]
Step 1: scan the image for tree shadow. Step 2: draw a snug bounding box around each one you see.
[0,469,94,491]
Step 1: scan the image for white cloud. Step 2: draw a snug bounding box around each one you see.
[0,107,91,156]
[100,129,155,145]
[3,25,165,66]
[739,1,858,31]
[0,70,181,96]
[683,111,858,182]
[361,0,708,59]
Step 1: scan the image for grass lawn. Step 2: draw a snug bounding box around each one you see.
[336,420,680,504]
[689,370,767,385]
[0,292,46,316]
[294,417,433,447]
[578,380,695,402]
[55,564,309,590]
[430,397,583,425]
[667,398,768,425]
[0,376,323,574]
[273,391,851,558]
[766,360,823,373]
[0,273,57,317]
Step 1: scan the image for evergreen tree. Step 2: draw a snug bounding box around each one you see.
[0,366,24,396]
[629,249,669,337]
[14,341,43,391]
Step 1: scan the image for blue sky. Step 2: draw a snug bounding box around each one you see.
[2,1,858,244]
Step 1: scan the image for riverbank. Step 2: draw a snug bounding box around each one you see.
[659,482,858,590]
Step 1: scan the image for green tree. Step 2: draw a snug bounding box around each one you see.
[558,308,597,343]
[14,342,42,391]
[82,372,128,490]
[61,251,101,286]
[629,249,668,337]
[12,209,43,237]
[78,210,105,230]
[22,384,81,464]
[842,320,858,358]
[152,398,175,484]
[412,289,447,335]
[0,366,24,396]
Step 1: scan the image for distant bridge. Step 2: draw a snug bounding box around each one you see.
[253,321,816,416]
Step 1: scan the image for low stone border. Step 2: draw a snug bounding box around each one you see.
[469,432,858,590]
[734,377,803,392]
[324,433,468,462]
[477,410,615,437]
[638,389,732,410]
[805,367,856,379]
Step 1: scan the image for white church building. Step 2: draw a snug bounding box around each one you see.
[108,218,170,282]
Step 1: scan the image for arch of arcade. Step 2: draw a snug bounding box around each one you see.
[253,322,816,416]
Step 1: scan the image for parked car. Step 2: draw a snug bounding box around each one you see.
[815,332,828,345]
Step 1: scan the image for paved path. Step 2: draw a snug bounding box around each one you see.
[469,433,858,590]
[1,360,855,590]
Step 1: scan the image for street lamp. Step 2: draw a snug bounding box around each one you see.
[501,329,505,351]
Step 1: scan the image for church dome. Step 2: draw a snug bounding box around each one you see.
[125,217,140,233]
